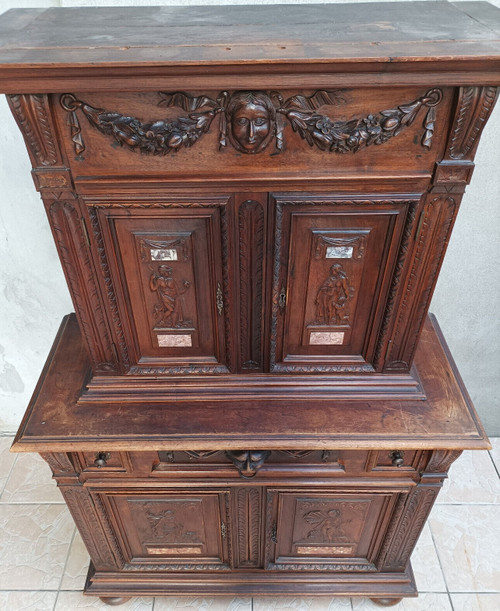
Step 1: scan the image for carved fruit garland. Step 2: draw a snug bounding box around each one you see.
[60,89,442,158]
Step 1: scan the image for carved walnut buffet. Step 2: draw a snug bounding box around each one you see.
[2,2,499,606]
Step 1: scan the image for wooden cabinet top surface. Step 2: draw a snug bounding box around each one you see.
[1,2,500,91]
[11,314,489,453]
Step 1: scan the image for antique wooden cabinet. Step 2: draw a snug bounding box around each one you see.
[2,2,499,606]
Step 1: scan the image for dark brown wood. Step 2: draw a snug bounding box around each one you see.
[10,314,489,452]
[2,2,498,605]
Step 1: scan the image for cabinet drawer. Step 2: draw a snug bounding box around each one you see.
[56,87,451,182]
[265,489,403,571]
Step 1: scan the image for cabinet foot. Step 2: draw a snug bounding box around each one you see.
[370,599,403,607]
[99,597,132,606]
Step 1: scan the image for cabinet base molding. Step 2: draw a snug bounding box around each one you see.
[79,369,425,405]
[85,563,417,599]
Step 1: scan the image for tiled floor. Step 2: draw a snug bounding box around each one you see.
[1,438,499,611]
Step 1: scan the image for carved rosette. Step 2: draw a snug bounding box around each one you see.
[60,88,442,158]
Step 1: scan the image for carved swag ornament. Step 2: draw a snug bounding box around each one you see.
[60,88,442,157]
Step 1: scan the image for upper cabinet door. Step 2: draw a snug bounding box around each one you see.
[270,194,418,373]
[91,197,232,374]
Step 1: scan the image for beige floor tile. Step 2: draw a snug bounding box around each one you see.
[0,590,57,610]
[489,438,500,474]
[0,436,16,497]
[0,503,74,590]
[60,530,90,590]
[450,593,500,610]
[54,592,153,609]
[1,452,62,503]
[429,505,500,592]
[154,597,252,610]
[253,597,351,611]
[351,593,452,609]
[411,522,447,592]
[437,450,500,504]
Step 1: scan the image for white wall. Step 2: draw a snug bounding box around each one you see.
[0,0,499,435]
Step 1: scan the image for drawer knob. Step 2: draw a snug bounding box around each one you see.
[390,450,405,468]
[94,452,110,468]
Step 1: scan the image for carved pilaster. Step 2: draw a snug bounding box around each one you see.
[47,199,118,373]
[59,486,123,571]
[381,485,439,571]
[385,196,458,371]
[235,488,262,568]
[238,200,265,370]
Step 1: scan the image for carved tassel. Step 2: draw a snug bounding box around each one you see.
[422,105,436,149]
[68,110,85,156]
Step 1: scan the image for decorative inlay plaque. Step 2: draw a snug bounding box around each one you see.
[309,331,345,345]
[150,248,178,261]
[326,246,353,259]
[157,334,192,348]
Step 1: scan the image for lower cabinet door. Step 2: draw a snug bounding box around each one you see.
[265,489,402,571]
[96,488,232,570]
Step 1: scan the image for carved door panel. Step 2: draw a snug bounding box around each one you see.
[270,195,416,372]
[97,489,231,569]
[265,489,401,571]
[93,197,231,374]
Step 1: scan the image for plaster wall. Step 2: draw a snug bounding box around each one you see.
[0,0,498,434]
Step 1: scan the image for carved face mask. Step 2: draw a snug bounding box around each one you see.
[228,98,273,154]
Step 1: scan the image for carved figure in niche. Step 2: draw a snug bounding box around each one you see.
[225,91,275,154]
[303,509,348,543]
[149,264,192,328]
[314,263,353,325]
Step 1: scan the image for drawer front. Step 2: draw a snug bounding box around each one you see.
[270,194,416,372]
[56,87,452,182]
[91,199,231,374]
[97,488,231,570]
[265,489,402,571]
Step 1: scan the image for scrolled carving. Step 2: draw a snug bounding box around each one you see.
[449,86,499,160]
[61,88,442,157]
[426,450,463,474]
[8,94,59,166]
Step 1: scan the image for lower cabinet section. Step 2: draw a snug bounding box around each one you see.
[48,448,460,600]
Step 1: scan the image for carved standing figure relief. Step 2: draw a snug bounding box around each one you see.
[149,264,192,329]
[60,88,442,158]
[314,263,354,325]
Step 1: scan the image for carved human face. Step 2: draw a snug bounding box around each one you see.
[230,101,272,154]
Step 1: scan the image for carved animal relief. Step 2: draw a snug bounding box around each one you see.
[60,88,442,158]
